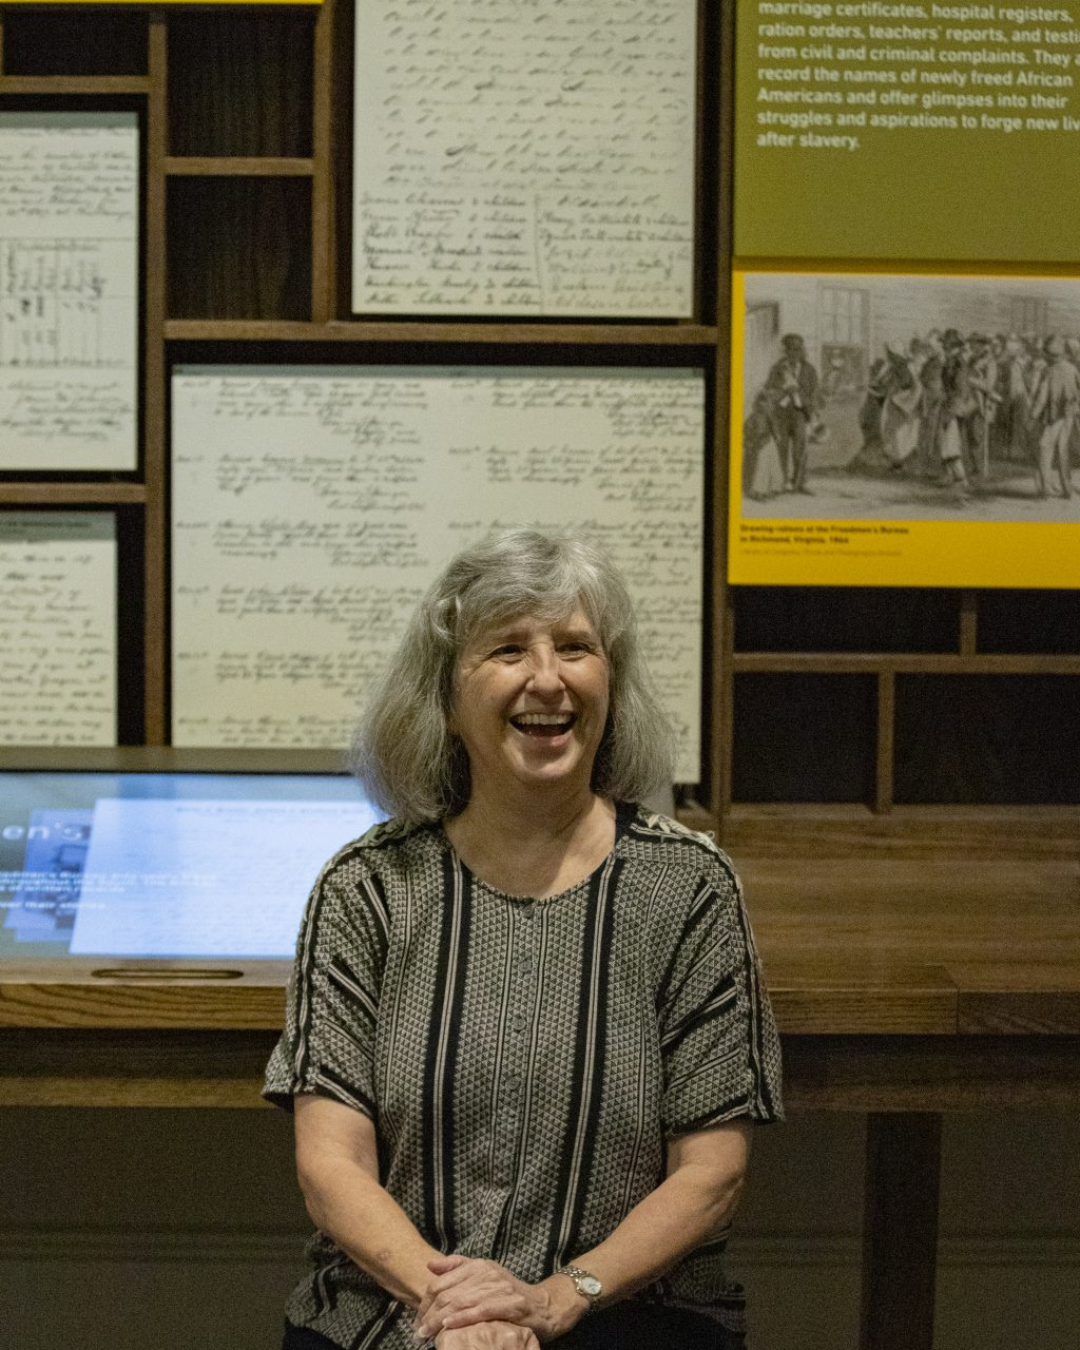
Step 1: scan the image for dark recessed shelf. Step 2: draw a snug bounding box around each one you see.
[977,589,1080,656]
[166,177,311,322]
[1,12,148,76]
[166,12,315,158]
[895,674,1080,805]
[732,586,959,655]
[731,672,878,805]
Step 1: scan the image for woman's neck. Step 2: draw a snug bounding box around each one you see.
[445,786,617,899]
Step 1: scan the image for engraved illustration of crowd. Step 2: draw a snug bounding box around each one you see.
[744,313,1080,507]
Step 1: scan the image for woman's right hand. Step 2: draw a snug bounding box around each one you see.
[433,1321,541,1350]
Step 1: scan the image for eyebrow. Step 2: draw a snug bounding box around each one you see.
[481,620,600,645]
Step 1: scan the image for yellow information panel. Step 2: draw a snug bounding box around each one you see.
[731,3,1080,587]
[729,270,1080,588]
[735,1,1080,262]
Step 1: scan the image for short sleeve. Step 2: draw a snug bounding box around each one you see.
[658,857,783,1135]
[263,849,389,1118]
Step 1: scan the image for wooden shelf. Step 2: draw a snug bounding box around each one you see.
[164,156,314,177]
[0,1028,279,1109]
[720,803,1080,860]
[164,319,720,345]
[0,483,146,507]
[732,652,1080,675]
[0,977,287,1032]
[0,75,149,94]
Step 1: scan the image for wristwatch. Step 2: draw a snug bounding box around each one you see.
[556,1263,603,1313]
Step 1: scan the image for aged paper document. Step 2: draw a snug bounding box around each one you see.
[0,113,138,471]
[172,366,704,779]
[0,512,117,744]
[352,0,697,316]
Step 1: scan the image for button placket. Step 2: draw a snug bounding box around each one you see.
[487,894,537,1186]
[497,901,537,1137]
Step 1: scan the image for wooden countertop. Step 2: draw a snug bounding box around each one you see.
[2,857,1078,1036]
[744,857,1080,1036]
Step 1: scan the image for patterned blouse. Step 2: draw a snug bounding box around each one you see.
[264,801,783,1349]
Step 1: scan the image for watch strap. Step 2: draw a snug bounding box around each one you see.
[556,1263,602,1313]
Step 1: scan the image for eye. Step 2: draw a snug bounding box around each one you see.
[558,640,596,658]
[489,643,525,660]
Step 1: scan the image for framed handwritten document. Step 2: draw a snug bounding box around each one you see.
[0,113,138,472]
[172,367,704,780]
[351,0,697,317]
[0,513,117,745]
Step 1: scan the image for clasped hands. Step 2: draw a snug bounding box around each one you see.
[414,1254,564,1349]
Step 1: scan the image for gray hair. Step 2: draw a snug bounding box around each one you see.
[350,528,674,823]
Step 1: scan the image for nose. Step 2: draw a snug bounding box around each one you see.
[525,643,563,697]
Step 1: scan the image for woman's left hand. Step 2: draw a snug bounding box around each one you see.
[415,1255,556,1342]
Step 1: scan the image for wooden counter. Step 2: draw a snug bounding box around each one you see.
[3,855,1079,1350]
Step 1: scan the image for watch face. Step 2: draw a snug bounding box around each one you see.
[580,1276,602,1297]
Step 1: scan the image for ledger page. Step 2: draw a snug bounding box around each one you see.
[0,112,138,471]
[352,0,697,316]
[172,365,704,780]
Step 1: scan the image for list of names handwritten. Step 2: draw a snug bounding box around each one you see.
[352,0,697,317]
[0,512,117,745]
[0,113,138,471]
[172,366,704,780]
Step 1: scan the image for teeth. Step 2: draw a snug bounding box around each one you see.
[513,713,573,726]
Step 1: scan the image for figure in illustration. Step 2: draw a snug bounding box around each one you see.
[1030,334,1079,499]
[879,342,925,472]
[917,332,947,481]
[996,335,1032,464]
[967,334,1002,479]
[858,353,889,458]
[744,389,785,500]
[939,331,978,492]
[763,333,819,494]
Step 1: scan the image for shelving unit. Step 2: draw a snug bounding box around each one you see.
[2,1,1078,850]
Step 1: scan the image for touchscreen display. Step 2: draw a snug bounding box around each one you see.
[0,773,384,961]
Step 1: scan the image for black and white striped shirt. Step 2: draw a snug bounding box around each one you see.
[264,801,783,1348]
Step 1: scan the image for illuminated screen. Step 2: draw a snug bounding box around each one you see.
[0,773,384,961]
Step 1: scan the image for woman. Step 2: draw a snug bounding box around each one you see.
[879,343,925,473]
[744,389,786,500]
[264,529,782,1350]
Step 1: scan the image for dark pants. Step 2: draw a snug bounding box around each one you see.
[773,408,809,489]
[283,1304,745,1349]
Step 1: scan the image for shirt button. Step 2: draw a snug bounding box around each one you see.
[517,957,533,975]
[510,1013,527,1032]
[520,904,536,921]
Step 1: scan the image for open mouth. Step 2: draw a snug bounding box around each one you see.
[509,712,576,739]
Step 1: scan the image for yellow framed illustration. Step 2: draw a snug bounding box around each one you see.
[729,270,1080,589]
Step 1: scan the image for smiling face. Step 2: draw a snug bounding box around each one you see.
[449,607,610,805]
